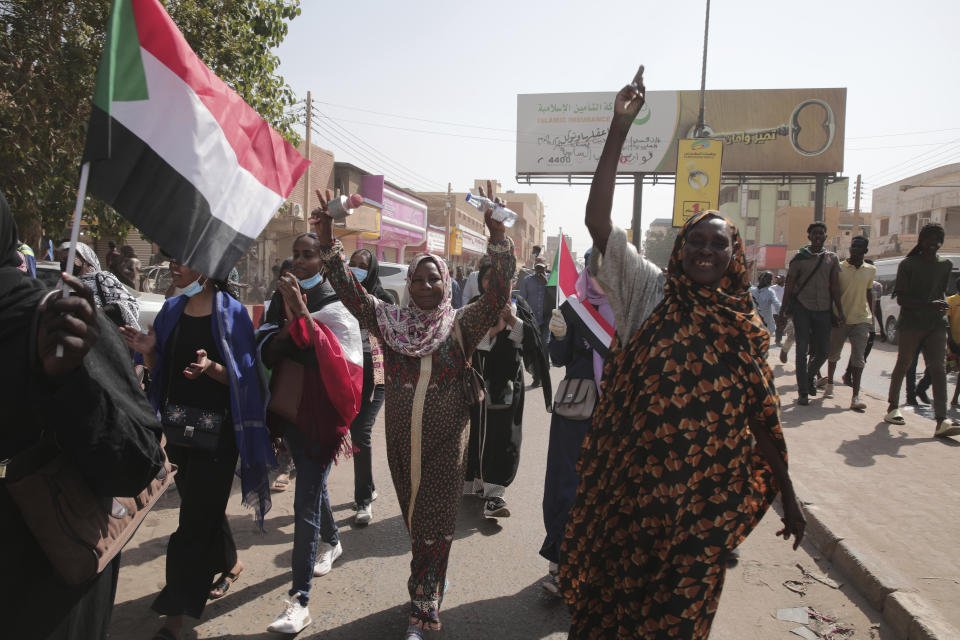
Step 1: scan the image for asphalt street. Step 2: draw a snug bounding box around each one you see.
[110,362,897,639]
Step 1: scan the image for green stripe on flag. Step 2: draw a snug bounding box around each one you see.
[546,238,561,287]
[93,0,148,112]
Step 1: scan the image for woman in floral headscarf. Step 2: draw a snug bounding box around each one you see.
[311,185,514,640]
[557,68,805,640]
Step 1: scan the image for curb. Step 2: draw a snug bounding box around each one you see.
[798,494,959,640]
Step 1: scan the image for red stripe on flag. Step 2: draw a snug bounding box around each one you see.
[555,235,580,302]
[131,0,308,198]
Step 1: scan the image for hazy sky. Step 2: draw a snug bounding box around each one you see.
[276,0,959,254]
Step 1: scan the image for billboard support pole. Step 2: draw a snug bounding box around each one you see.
[694,0,711,137]
[632,173,644,251]
[814,173,826,223]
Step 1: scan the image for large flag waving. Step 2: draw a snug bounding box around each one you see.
[547,236,615,357]
[83,0,309,279]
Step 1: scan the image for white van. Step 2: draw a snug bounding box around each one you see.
[873,254,960,344]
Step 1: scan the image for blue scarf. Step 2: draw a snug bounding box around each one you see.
[149,291,275,529]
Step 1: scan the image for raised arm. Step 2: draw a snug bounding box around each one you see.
[585,65,645,255]
[458,181,514,352]
[309,188,381,335]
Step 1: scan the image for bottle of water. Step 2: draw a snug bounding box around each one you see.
[465,193,518,228]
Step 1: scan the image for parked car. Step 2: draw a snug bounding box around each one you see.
[132,289,167,328]
[378,261,408,306]
[140,262,172,295]
[34,260,62,289]
[874,254,960,345]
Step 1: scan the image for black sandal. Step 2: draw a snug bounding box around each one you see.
[209,571,240,600]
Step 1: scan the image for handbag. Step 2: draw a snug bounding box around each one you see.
[553,378,598,420]
[3,440,176,585]
[161,403,225,451]
[267,358,304,423]
[452,322,485,406]
[484,379,514,410]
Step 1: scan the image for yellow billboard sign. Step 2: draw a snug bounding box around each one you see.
[672,139,723,227]
[450,229,463,256]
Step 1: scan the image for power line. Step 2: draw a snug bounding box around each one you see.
[866,137,960,183]
[848,141,953,151]
[311,107,446,191]
[309,121,442,193]
[847,127,960,140]
[314,114,518,143]
[314,99,516,133]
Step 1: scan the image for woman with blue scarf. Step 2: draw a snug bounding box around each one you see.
[121,259,273,640]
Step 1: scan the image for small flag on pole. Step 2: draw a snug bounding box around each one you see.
[82,0,309,280]
[548,236,614,357]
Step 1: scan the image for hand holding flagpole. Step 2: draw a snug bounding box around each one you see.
[56,161,91,358]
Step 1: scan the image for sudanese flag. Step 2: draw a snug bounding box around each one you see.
[83,0,308,280]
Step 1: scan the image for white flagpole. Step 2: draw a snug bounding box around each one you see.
[56,161,91,357]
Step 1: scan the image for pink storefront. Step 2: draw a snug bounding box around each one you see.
[357,175,426,265]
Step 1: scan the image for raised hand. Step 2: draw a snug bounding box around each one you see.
[38,274,100,379]
[613,64,645,128]
[479,179,506,242]
[308,188,335,244]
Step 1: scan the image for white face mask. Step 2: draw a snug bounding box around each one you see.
[181,277,204,298]
[298,271,323,289]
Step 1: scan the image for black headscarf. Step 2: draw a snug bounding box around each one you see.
[351,248,393,304]
[0,192,46,342]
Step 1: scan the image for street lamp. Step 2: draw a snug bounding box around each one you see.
[899,184,960,191]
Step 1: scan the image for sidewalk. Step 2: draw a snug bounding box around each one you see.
[772,355,960,640]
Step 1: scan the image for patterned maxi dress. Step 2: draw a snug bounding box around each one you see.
[558,212,787,639]
[321,239,515,626]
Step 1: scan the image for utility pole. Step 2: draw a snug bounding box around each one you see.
[632,173,644,251]
[446,182,453,262]
[854,173,862,215]
[814,174,826,223]
[302,91,312,218]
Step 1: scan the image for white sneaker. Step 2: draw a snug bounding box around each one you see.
[823,382,834,398]
[355,503,373,525]
[313,540,343,576]
[267,599,312,634]
[850,396,867,411]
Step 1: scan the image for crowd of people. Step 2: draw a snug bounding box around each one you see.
[4,66,959,640]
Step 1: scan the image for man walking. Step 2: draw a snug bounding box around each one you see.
[779,222,845,406]
[823,236,875,411]
[518,256,549,387]
[884,223,960,436]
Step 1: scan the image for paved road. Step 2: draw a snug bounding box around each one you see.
[111,366,895,639]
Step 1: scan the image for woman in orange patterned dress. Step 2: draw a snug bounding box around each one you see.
[558,67,806,640]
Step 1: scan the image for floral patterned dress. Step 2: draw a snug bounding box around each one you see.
[321,238,515,627]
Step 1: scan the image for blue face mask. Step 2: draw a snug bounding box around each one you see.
[298,271,323,289]
[181,278,204,298]
[349,267,368,282]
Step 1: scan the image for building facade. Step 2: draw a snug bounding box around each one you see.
[870,163,960,257]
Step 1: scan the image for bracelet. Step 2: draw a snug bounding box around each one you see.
[487,237,514,254]
[318,240,344,263]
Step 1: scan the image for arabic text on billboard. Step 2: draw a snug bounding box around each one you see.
[516,88,845,174]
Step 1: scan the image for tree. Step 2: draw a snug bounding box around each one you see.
[0,0,302,246]
[642,227,679,269]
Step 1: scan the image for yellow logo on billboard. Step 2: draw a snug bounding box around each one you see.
[672,139,723,228]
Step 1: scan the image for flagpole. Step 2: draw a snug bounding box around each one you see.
[56,161,91,357]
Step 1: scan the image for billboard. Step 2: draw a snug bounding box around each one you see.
[672,139,723,227]
[516,88,845,175]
